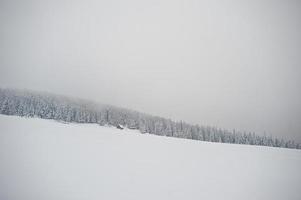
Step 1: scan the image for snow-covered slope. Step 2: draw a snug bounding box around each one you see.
[0,115,300,200]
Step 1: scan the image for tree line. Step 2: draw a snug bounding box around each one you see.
[0,88,300,149]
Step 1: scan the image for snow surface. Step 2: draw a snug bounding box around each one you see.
[0,115,300,200]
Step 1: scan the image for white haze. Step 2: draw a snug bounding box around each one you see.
[0,0,301,142]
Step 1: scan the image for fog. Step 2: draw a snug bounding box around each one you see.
[1,0,301,142]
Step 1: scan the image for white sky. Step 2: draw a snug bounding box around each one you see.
[1,0,301,142]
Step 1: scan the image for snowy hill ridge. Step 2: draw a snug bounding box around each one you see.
[0,88,300,149]
[0,115,301,200]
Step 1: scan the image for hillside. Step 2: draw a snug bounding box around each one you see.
[0,115,300,200]
[1,88,300,149]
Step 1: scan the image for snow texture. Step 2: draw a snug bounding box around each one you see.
[0,115,300,200]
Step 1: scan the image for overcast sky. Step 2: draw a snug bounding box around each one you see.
[1,0,301,142]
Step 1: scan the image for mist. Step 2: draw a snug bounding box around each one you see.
[1,0,301,142]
